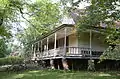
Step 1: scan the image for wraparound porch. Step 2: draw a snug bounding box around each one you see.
[32,24,105,60]
[36,46,103,60]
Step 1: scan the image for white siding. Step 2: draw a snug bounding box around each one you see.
[68,33,78,47]
[78,32,107,51]
[68,33,79,54]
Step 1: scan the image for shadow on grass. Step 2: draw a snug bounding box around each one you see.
[0,70,120,79]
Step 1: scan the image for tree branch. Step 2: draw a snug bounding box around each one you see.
[18,8,41,35]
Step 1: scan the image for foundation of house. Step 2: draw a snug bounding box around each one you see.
[38,59,120,71]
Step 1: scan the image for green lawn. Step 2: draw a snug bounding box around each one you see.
[0,70,120,79]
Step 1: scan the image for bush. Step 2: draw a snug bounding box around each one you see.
[6,64,26,72]
[0,56,24,66]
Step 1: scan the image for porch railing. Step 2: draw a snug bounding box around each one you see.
[67,47,103,57]
[38,47,103,58]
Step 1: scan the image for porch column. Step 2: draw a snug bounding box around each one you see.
[37,42,40,58]
[37,42,39,52]
[40,40,45,68]
[62,27,69,70]
[88,30,95,71]
[47,38,49,56]
[31,44,34,59]
[54,33,57,57]
[32,44,34,53]
[64,27,67,56]
[33,44,36,59]
[41,41,43,58]
[90,30,92,58]
[54,33,57,49]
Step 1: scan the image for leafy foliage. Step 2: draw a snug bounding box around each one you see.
[0,0,28,38]
[62,0,120,60]
[101,46,120,60]
[0,0,31,57]
[0,39,9,58]
[17,0,61,57]
[0,56,24,66]
[105,28,120,46]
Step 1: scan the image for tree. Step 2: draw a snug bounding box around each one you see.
[17,0,61,58]
[78,0,120,60]
[0,0,28,38]
[0,39,8,58]
[0,0,33,57]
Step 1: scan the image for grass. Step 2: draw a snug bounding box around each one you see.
[0,70,120,79]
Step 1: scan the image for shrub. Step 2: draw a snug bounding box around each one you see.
[6,64,26,72]
[0,56,24,66]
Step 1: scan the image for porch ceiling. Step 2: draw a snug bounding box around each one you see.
[42,26,76,44]
[33,24,75,45]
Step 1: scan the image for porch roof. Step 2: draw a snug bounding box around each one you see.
[34,24,74,44]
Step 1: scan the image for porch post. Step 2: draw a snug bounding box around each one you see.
[40,40,45,68]
[31,44,34,60]
[90,30,92,58]
[47,38,49,56]
[87,30,95,71]
[54,33,57,57]
[33,44,36,59]
[32,44,34,53]
[62,27,69,70]
[41,41,43,57]
[54,33,60,69]
[54,33,57,49]
[37,42,39,52]
[64,27,67,56]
